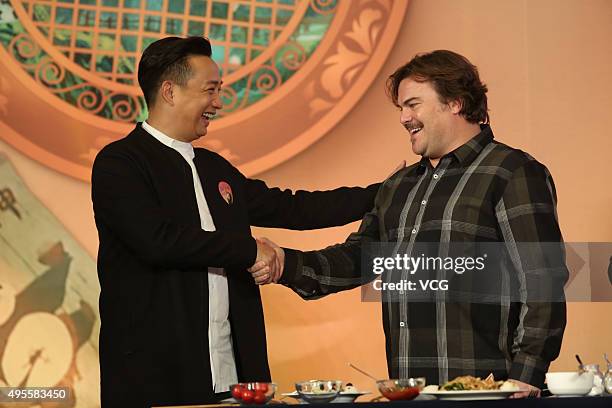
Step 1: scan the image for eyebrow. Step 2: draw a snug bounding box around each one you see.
[205,80,223,86]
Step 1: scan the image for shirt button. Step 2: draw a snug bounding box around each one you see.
[433,174,439,179]
[411,228,417,234]
[421,200,427,205]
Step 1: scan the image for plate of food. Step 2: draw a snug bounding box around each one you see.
[421,374,524,400]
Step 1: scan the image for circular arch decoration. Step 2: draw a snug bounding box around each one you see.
[0,0,408,180]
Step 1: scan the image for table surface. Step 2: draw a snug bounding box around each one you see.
[160,394,612,408]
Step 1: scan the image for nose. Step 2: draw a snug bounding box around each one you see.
[212,91,224,110]
[400,107,412,125]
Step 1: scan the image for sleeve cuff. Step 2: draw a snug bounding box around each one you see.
[240,236,258,270]
[280,248,302,285]
[508,353,549,389]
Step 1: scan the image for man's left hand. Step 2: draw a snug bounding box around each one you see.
[507,379,540,398]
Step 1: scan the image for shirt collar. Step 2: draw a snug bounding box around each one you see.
[142,121,195,160]
[418,124,494,169]
[451,124,494,165]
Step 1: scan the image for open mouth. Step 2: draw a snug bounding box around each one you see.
[202,112,216,121]
[404,123,422,136]
[404,121,423,136]
[409,127,422,135]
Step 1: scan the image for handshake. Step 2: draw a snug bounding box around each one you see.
[248,237,284,285]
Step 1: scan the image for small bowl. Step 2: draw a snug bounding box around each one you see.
[376,378,425,401]
[230,382,277,404]
[333,385,367,403]
[333,394,361,403]
[545,372,594,397]
[295,380,342,403]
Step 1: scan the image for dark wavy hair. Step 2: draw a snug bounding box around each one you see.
[138,36,212,108]
[386,50,489,124]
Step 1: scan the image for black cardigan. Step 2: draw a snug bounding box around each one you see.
[91,124,379,407]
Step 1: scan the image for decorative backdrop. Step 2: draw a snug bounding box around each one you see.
[0,0,407,180]
[0,1,611,406]
[0,1,407,406]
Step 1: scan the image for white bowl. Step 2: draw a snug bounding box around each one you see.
[295,380,342,404]
[546,371,594,396]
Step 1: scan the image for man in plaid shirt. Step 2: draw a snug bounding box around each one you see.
[250,50,567,397]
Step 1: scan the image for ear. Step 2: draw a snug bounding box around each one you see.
[159,80,175,106]
[448,99,462,115]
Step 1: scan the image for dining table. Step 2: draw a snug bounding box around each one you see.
[161,394,612,408]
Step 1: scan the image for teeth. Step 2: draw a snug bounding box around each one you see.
[410,127,422,134]
[202,113,215,120]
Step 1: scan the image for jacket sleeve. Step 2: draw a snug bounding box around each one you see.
[278,187,385,298]
[495,160,568,388]
[92,148,257,270]
[243,175,380,230]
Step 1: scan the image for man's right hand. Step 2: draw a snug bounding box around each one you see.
[249,238,280,285]
[258,237,284,283]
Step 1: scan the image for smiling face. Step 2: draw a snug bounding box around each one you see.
[397,77,460,161]
[168,55,223,142]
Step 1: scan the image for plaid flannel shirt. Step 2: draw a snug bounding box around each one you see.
[281,125,567,388]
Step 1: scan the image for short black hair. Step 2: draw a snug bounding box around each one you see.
[386,50,489,124]
[137,36,212,108]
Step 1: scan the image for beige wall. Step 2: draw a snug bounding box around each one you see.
[1,0,610,397]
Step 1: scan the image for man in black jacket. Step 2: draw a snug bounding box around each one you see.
[91,36,382,407]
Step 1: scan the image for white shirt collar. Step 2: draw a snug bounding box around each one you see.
[142,121,195,160]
